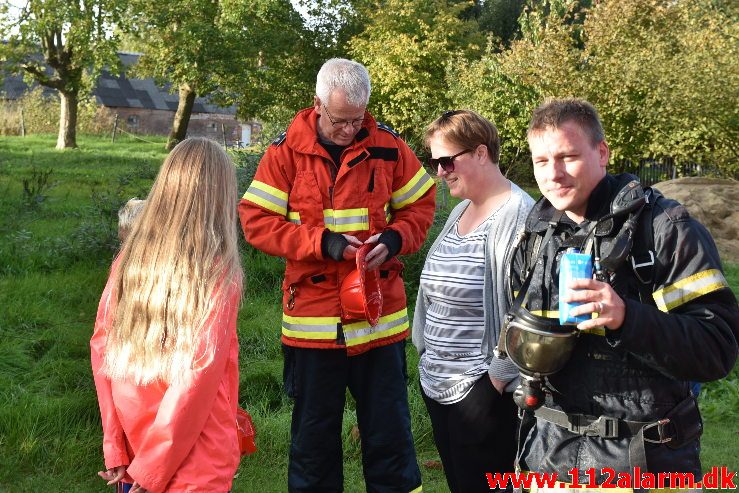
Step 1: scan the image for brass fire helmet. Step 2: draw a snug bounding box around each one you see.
[499,305,579,377]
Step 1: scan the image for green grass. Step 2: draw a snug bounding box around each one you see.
[0,134,736,492]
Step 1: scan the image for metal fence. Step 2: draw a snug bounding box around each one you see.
[620,158,708,187]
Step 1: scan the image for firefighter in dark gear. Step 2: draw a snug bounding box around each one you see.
[239,58,433,492]
[509,98,739,480]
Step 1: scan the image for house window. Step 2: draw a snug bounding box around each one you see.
[127,115,139,128]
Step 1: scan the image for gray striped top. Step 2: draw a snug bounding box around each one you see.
[419,214,495,404]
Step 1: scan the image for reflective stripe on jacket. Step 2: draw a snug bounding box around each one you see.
[90,264,242,493]
[239,108,435,354]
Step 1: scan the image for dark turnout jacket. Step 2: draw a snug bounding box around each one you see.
[511,173,738,478]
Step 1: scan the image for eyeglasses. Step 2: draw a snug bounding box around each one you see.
[322,104,366,129]
[429,149,472,174]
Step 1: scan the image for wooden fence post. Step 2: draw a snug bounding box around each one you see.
[221,123,227,147]
[111,113,119,143]
[19,106,25,137]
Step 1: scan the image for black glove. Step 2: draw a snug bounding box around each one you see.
[377,229,402,261]
[321,231,350,261]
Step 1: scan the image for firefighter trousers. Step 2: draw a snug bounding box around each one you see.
[282,341,422,493]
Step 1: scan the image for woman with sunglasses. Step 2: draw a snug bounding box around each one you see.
[412,110,534,492]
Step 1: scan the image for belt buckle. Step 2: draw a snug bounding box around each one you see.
[643,418,673,444]
[572,415,619,438]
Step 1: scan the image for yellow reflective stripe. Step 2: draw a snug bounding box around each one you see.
[530,309,559,319]
[282,314,341,340]
[323,207,370,232]
[391,168,434,209]
[581,326,606,336]
[653,269,729,312]
[344,309,409,346]
[327,207,369,218]
[528,310,605,335]
[283,314,341,325]
[385,202,392,223]
[243,180,288,216]
[287,211,301,224]
[282,328,337,339]
[250,180,288,201]
[409,486,423,493]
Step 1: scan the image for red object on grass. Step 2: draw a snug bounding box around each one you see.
[236,407,256,456]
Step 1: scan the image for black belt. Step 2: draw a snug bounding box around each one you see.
[534,406,674,443]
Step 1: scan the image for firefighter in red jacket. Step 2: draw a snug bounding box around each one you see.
[239,58,435,492]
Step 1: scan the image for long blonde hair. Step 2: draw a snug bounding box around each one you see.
[104,138,243,384]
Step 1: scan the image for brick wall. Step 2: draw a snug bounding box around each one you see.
[112,107,261,145]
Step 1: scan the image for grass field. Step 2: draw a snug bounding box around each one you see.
[0,134,736,492]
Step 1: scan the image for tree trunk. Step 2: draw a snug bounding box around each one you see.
[166,83,196,151]
[57,90,78,149]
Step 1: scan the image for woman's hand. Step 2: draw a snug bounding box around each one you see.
[98,465,126,485]
[489,375,507,395]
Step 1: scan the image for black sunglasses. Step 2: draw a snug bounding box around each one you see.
[428,149,471,173]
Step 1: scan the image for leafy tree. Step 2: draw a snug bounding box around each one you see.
[0,0,123,149]
[349,0,484,143]
[581,0,738,174]
[125,0,315,150]
[446,0,581,181]
[220,0,322,135]
[295,0,368,58]
[476,0,527,48]
[447,0,738,178]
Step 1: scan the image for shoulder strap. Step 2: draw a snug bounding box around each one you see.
[629,188,657,303]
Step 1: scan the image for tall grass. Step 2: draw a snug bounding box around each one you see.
[0,135,736,492]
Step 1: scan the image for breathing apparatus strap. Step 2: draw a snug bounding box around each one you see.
[510,210,562,478]
[511,210,564,312]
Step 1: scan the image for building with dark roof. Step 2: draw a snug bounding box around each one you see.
[2,52,260,145]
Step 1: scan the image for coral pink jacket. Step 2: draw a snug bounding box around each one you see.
[91,266,241,492]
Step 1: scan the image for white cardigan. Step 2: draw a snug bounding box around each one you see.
[412,182,534,392]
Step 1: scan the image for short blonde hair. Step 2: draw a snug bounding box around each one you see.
[117,198,145,242]
[425,110,501,165]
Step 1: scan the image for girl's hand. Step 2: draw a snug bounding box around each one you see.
[130,482,149,493]
[97,465,126,485]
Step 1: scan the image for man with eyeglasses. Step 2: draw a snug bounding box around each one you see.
[239,58,435,492]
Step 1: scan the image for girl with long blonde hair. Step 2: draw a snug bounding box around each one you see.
[91,137,243,493]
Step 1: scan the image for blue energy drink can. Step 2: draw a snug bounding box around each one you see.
[559,248,593,325]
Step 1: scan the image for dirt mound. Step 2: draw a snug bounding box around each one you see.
[652,177,739,264]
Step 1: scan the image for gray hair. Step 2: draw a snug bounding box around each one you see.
[315,58,371,107]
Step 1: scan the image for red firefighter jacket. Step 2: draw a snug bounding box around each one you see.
[239,108,435,355]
